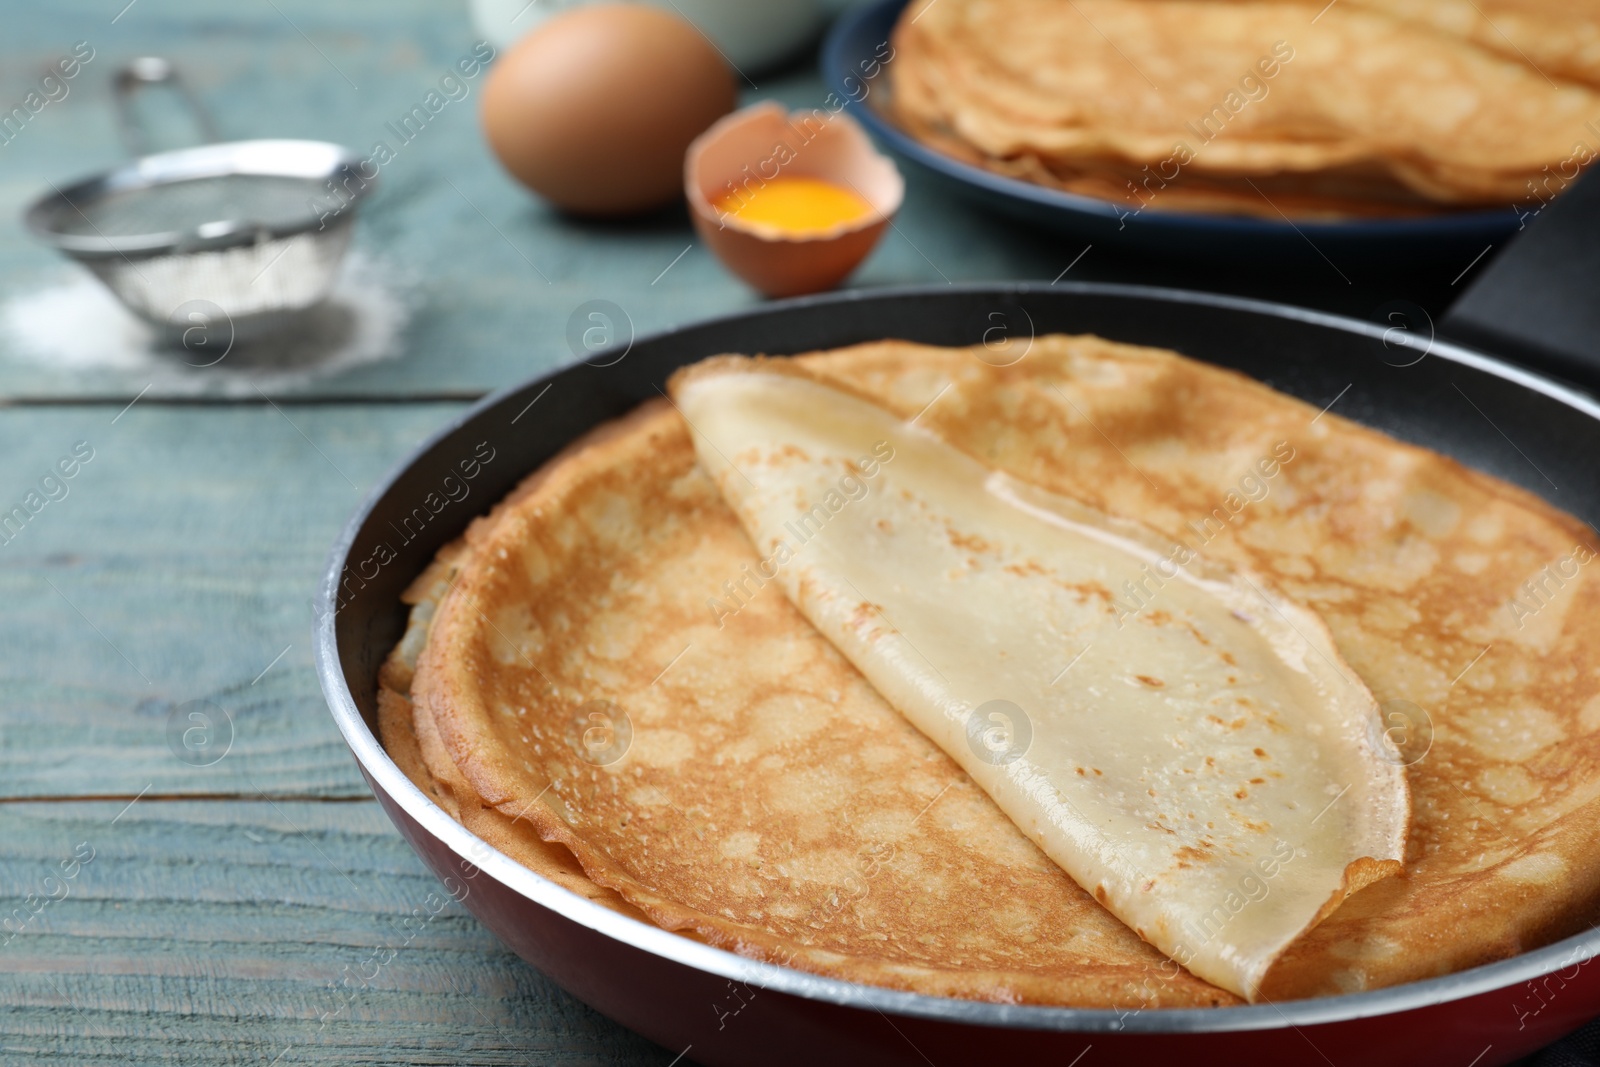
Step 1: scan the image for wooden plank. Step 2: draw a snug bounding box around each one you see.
[0,799,677,1065]
[0,401,470,799]
[0,0,1070,404]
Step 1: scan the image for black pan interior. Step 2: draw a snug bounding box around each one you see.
[329,283,1600,733]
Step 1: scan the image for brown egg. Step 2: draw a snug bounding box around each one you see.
[480,4,738,216]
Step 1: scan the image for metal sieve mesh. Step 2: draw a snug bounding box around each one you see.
[21,58,373,347]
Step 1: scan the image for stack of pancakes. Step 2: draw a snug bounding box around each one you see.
[380,337,1600,1006]
[888,0,1600,218]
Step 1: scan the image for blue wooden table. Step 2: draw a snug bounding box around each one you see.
[0,2,1517,1063]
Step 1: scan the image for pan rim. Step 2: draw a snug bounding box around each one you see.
[315,280,1600,1035]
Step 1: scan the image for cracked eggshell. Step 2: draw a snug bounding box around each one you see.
[685,102,904,297]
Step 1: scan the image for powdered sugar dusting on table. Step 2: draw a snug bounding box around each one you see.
[0,251,411,396]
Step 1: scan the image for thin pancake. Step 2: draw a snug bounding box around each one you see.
[378,458,663,928]
[889,0,1600,216]
[1347,0,1600,89]
[389,336,1600,1005]
[670,358,1407,1001]
[800,336,1600,997]
[405,398,1234,1007]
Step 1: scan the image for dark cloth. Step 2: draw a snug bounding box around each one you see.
[1519,1018,1600,1066]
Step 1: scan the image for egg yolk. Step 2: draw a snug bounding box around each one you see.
[713,177,874,237]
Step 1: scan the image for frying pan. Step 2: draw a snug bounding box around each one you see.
[314,181,1600,1064]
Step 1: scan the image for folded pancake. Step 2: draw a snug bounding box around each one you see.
[387,335,1600,1006]
[670,359,1407,1000]
[399,399,1235,1007]
[889,0,1600,217]
[802,337,1600,999]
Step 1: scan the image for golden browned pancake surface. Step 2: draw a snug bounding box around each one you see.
[384,335,1600,1006]
[397,399,1231,1007]
[800,337,1600,997]
[888,0,1600,217]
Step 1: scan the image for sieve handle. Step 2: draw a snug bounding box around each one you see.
[112,57,220,157]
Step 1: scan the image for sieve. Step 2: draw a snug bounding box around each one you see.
[23,57,375,348]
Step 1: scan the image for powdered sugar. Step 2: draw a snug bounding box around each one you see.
[0,251,411,396]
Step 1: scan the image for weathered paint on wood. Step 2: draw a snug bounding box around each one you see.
[0,799,679,1065]
[0,401,469,799]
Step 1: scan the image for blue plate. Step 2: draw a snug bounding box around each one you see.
[822,0,1522,261]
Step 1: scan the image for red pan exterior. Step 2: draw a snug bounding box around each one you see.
[362,752,1600,1067]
